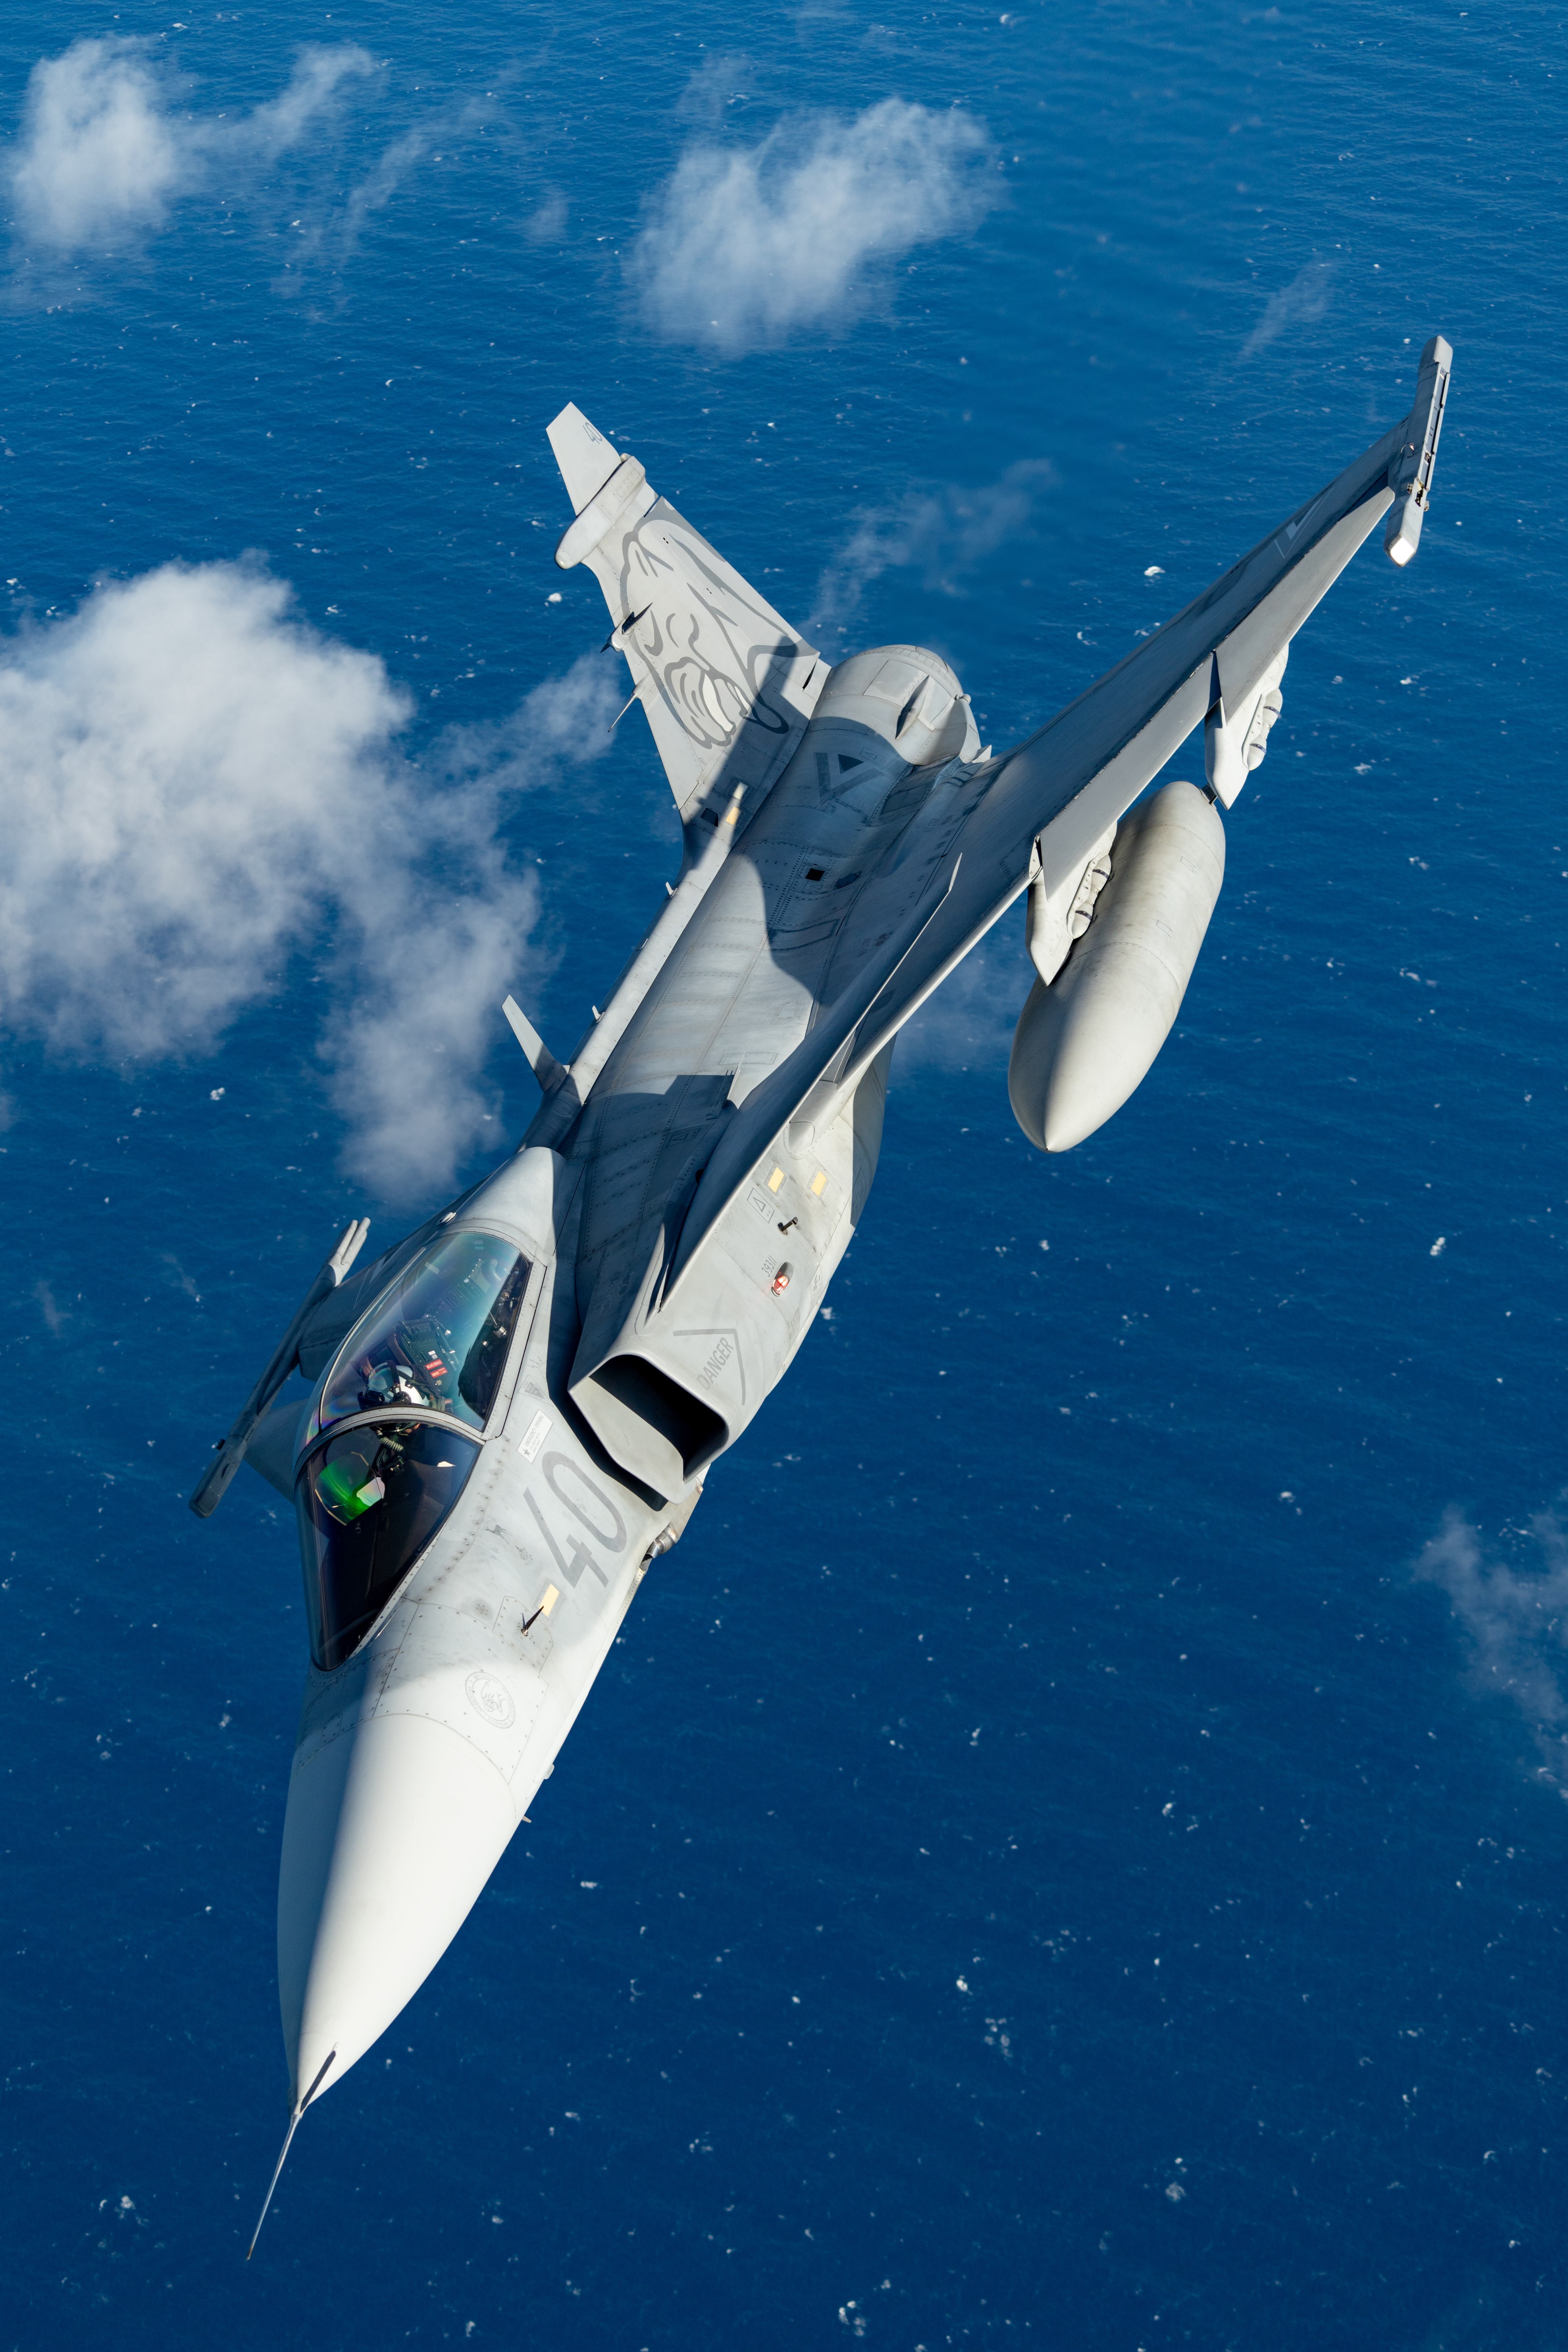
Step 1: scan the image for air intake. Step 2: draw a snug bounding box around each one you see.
[571,1353,728,1503]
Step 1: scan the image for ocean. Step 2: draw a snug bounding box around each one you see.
[1,0,1564,2344]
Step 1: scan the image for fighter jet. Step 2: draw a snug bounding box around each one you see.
[191,336,1451,2242]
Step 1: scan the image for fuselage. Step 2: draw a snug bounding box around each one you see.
[276,639,979,2114]
[213,340,1453,2185]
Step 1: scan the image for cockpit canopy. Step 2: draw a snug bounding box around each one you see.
[295,1228,534,1671]
[312,1228,533,1444]
[298,1421,479,1671]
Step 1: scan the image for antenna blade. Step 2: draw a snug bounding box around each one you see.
[501,995,569,1094]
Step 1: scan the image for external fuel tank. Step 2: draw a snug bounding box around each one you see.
[1009,778,1226,1153]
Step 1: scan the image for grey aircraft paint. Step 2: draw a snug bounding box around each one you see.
[189,336,1452,2236]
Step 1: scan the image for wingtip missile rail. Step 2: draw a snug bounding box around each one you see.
[1384,332,1452,568]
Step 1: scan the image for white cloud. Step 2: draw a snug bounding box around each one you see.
[284,119,429,285]
[675,52,765,128]
[266,94,496,296]
[812,457,1054,643]
[9,40,182,249]
[522,188,567,245]
[633,98,995,354]
[238,44,376,161]
[1241,258,1337,359]
[1415,1503,1568,1794]
[7,36,376,255]
[0,563,619,1200]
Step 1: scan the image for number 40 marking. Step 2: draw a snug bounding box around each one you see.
[523,1489,607,1589]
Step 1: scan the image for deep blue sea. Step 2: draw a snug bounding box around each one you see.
[1,0,1563,2344]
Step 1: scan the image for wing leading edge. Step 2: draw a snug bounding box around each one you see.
[663,334,1453,1298]
[547,403,825,838]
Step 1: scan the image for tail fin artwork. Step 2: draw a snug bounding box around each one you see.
[546,403,825,842]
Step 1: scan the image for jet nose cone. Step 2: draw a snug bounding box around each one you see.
[279,1709,519,2105]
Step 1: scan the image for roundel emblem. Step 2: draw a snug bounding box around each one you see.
[464,1670,516,1730]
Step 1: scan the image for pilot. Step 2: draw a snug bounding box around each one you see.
[357,1357,430,1412]
[334,1245,521,1429]
[355,1307,462,1414]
